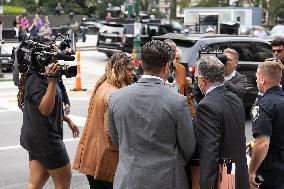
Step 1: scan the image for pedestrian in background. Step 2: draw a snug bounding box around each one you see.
[223,48,247,98]
[54,2,65,15]
[20,15,29,32]
[271,37,284,64]
[271,37,284,92]
[18,61,80,189]
[73,52,135,189]
[249,60,284,189]
[108,40,196,189]
[29,14,43,36]
[257,37,284,99]
[13,15,20,38]
[105,13,112,22]
[39,22,52,38]
[44,15,50,25]
[194,56,249,189]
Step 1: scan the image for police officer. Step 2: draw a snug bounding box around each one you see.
[223,48,247,98]
[249,60,284,189]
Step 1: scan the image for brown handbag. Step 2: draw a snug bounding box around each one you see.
[191,159,235,189]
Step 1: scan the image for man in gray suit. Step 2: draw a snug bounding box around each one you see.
[108,40,196,189]
[223,48,247,98]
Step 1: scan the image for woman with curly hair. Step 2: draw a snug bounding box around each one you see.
[18,61,80,189]
[73,52,135,189]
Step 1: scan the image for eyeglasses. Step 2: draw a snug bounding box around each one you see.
[272,49,284,53]
[194,75,203,82]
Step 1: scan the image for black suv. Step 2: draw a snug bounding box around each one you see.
[96,20,175,57]
[153,33,273,112]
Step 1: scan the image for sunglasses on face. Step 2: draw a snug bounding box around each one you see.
[272,49,284,53]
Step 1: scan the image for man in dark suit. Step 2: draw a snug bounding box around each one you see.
[194,56,249,189]
[108,40,196,189]
[223,48,247,98]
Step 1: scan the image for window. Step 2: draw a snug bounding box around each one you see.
[254,42,272,62]
[100,25,124,34]
[230,42,254,61]
[147,25,159,36]
[124,25,134,34]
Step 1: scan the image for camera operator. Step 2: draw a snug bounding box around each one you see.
[223,48,247,98]
[19,61,80,188]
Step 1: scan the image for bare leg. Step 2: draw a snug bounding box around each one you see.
[27,160,49,189]
[47,163,71,189]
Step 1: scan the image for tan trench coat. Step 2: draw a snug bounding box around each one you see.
[73,81,118,182]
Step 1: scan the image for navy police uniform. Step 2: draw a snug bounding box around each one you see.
[251,86,284,188]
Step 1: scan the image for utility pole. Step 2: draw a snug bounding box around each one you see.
[132,0,142,78]
[0,0,4,78]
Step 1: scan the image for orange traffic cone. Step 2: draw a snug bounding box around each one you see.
[72,47,86,91]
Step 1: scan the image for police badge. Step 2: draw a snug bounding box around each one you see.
[251,106,260,121]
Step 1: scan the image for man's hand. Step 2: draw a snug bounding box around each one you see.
[249,172,260,189]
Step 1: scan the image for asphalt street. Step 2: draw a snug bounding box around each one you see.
[0,42,254,188]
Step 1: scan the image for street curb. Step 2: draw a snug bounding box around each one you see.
[79,46,97,51]
[0,76,13,82]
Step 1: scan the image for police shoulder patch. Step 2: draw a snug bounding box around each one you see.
[251,105,260,121]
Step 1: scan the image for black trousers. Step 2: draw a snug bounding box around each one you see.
[258,161,284,189]
[86,175,113,189]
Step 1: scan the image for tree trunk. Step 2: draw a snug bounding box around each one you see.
[170,0,177,19]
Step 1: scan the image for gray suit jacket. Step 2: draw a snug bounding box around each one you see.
[108,77,196,189]
[224,71,247,98]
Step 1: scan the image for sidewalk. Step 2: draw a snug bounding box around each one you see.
[0,34,98,81]
[77,34,97,51]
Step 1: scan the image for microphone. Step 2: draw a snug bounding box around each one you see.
[167,74,174,83]
[54,52,75,61]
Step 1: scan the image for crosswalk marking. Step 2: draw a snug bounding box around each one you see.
[0,138,80,151]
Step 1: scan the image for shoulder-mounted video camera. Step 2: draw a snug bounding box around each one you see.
[12,30,77,86]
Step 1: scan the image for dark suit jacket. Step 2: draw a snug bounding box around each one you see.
[224,71,247,98]
[195,85,249,189]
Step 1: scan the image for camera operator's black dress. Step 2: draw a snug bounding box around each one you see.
[20,71,69,169]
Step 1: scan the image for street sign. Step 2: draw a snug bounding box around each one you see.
[134,22,142,36]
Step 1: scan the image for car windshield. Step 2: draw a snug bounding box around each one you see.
[174,39,197,63]
[270,25,284,37]
[171,21,183,29]
[124,25,134,34]
[100,25,124,34]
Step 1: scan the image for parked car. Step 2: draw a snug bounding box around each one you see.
[270,24,284,38]
[96,20,175,57]
[96,22,125,57]
[81,17,103,35]
[153,33,273,112]
[0,44,13,72]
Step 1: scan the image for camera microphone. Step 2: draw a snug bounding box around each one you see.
[167,74,174,83]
